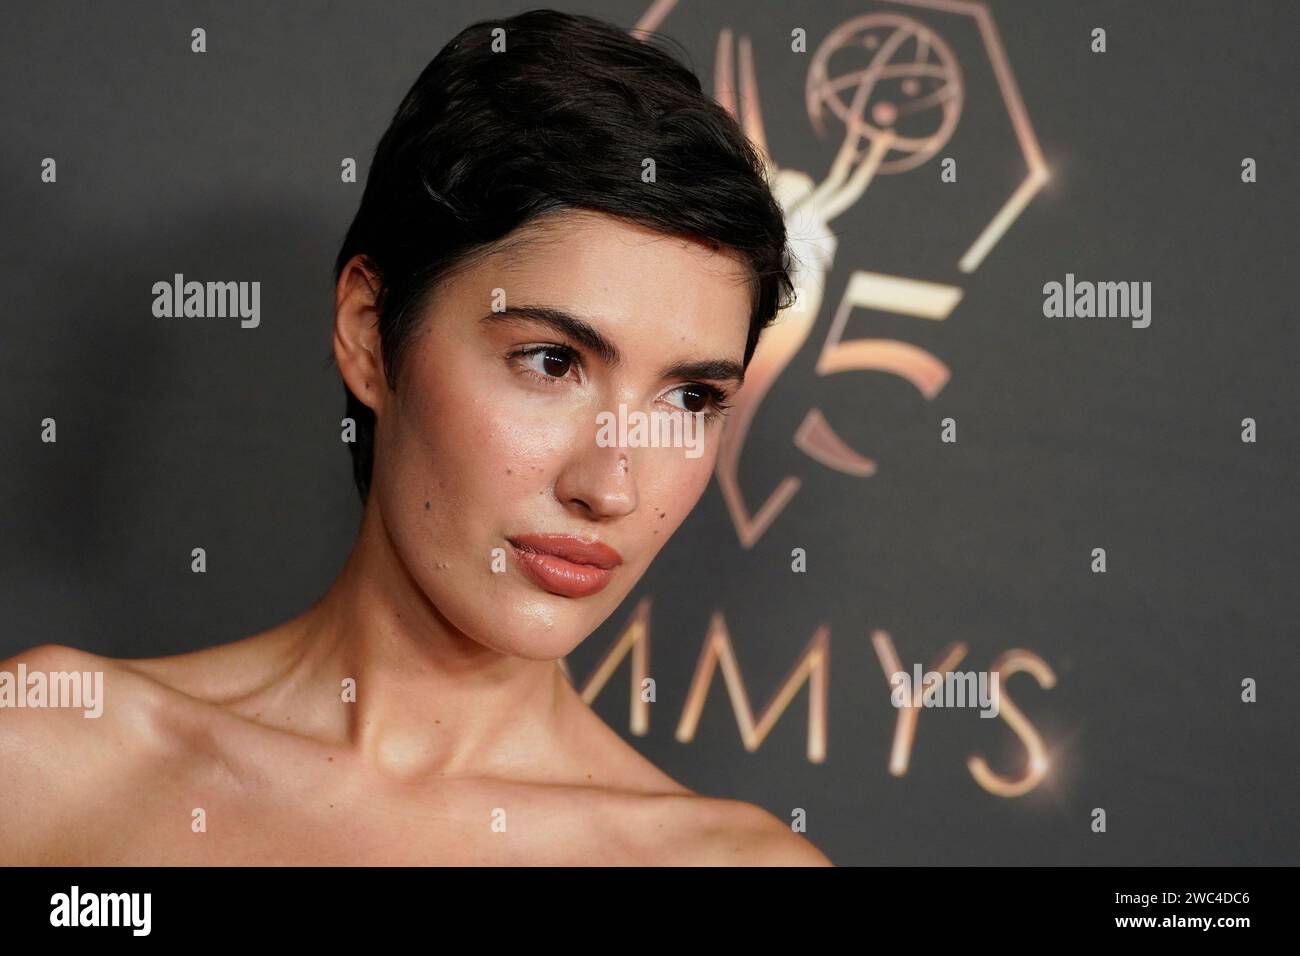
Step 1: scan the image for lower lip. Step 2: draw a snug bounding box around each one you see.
[508,542,615,598]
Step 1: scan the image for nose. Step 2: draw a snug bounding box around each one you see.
[554,443,638,520]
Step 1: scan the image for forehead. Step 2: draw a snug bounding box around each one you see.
[458,209,754,355]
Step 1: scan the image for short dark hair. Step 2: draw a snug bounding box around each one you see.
[333,7,794,505]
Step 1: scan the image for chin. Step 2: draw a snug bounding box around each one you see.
[465,600,608,662]
[481,625,586,662]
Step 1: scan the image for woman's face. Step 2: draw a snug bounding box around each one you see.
[359,210,753,660]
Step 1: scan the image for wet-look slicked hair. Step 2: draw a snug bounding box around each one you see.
[333,7,795,505]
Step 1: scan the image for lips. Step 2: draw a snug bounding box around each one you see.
[506,534,623,599]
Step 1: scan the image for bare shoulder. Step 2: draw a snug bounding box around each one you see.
[0,641,171,758]
[695,798,835,866]
[567,709,832,865]
[0,642,143,738]
[631,792,834,866]
[0,643,175,862]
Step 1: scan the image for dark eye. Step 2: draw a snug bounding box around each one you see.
[515,345,579,382]
[677,384,711,414]
[664,383,732,422]
[537,348,573,379]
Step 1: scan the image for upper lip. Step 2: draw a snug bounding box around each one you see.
[507,534,624,570]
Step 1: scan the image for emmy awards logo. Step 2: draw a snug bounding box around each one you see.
[806,13,962,174]
[562,0,1058,796]
[707,10,970,547]
[633,1,1049,546]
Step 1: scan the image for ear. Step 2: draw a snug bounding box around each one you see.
[333,255,387,415]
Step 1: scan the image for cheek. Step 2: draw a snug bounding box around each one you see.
[633,444,718,546]
[384,372,584,534]
[371,376,579,640]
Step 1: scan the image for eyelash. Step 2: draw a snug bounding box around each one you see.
[508,344,734,423]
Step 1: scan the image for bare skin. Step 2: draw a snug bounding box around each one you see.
[0,211,832,866]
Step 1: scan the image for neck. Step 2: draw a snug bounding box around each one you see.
[279,498,579,782]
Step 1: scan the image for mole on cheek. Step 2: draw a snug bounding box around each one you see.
[424,501,431,510]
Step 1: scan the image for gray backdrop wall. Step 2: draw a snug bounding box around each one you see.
[2,0,1296,865]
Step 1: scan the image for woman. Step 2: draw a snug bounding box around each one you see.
[0,9,831,866]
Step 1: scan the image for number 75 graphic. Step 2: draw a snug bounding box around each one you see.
[716,266,962,549]
[701,21,966,550]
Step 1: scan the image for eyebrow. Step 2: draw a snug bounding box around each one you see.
[479,305,746,387]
